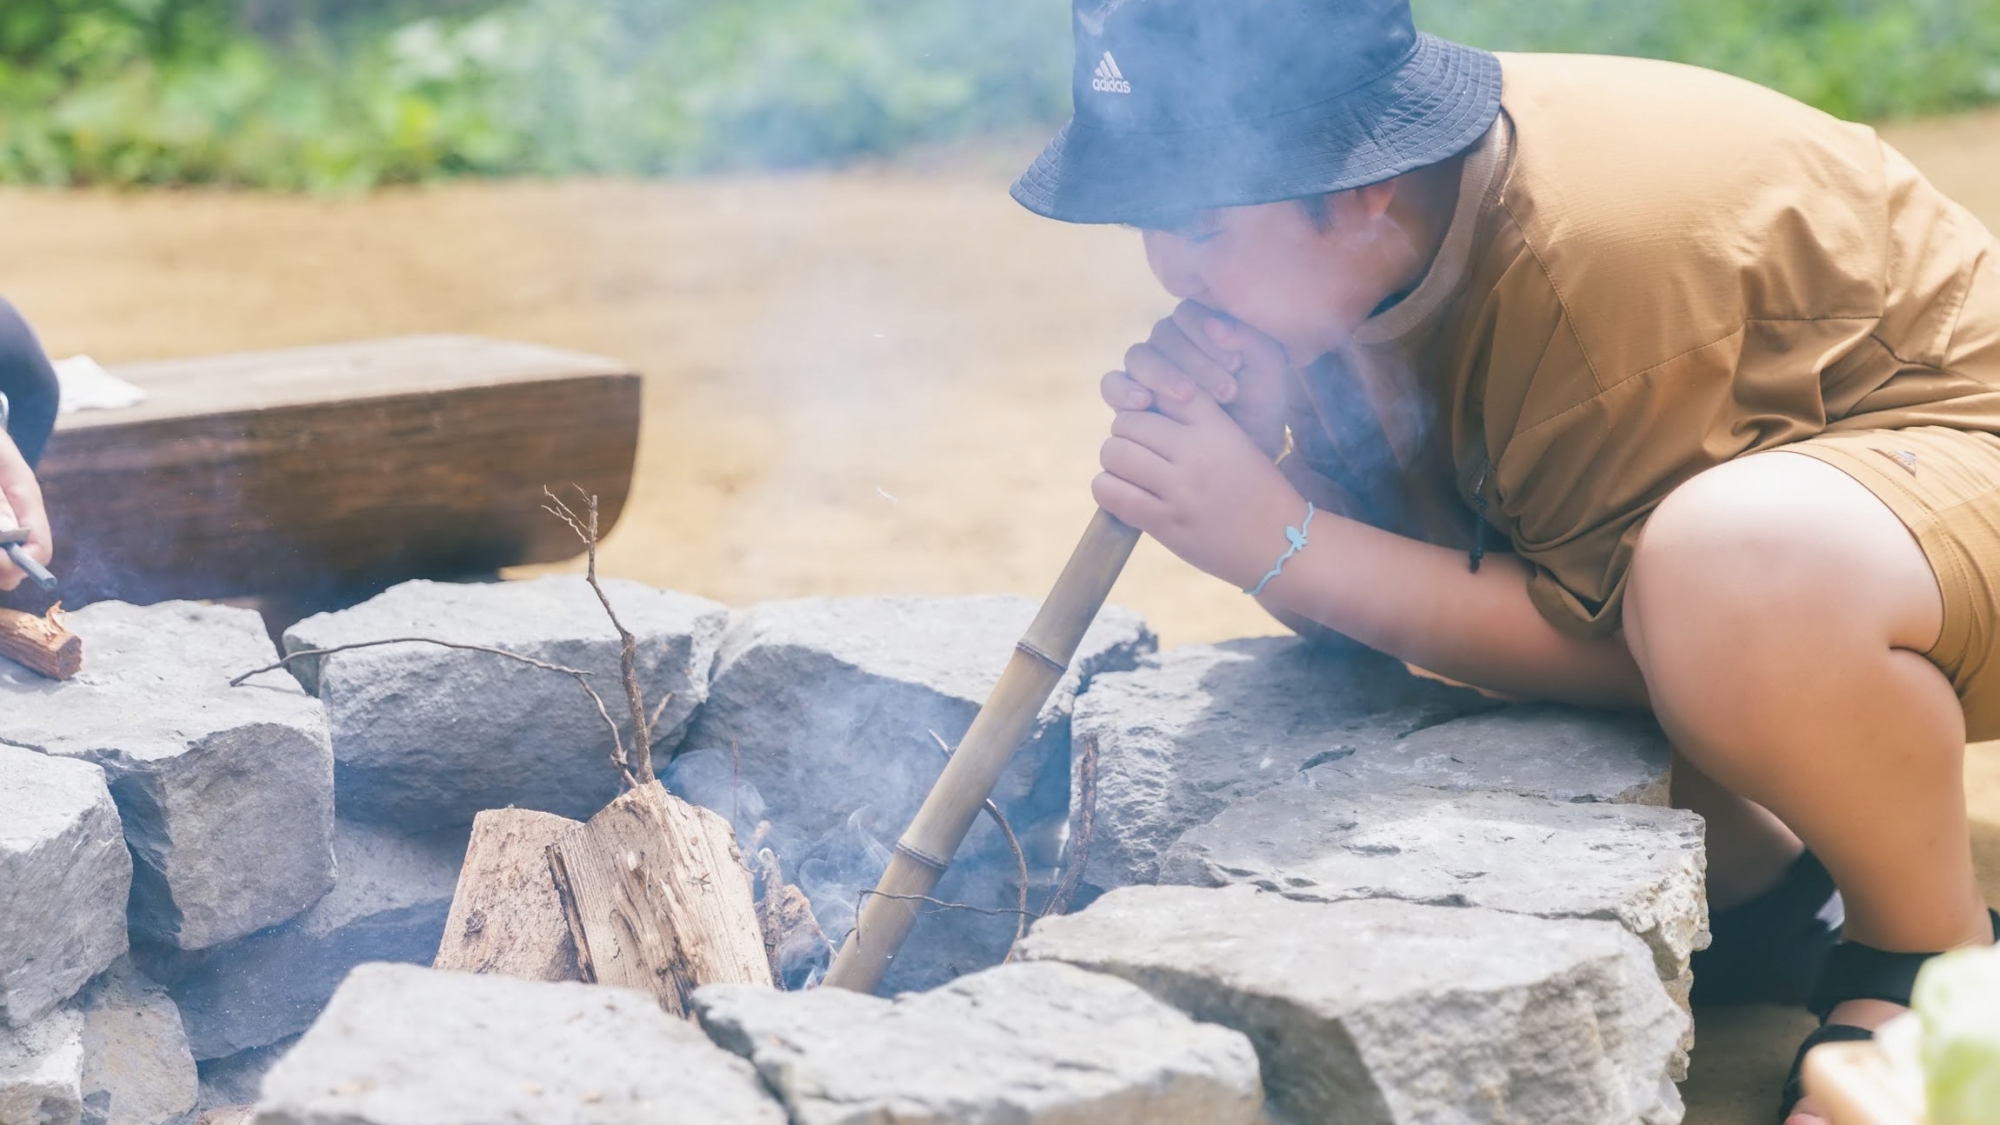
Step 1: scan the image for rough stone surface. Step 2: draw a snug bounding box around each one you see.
[1159,783,1709,1071]
[195,1040,293,1115]
[0,602,335,951]
[143,819,469,1061]
[1071,638,1496,891]
[1340,703,1675,806]
[675,595,1153,987]
[252,964,786,1125]
[694,960,1263,1125]
[1,1008,85,1125]
[0,747,131,1028]
[71,959,199,1125]
[1021,885,1688,1125]
[284,576,729,828]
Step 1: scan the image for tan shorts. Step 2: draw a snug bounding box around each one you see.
[1784,426,2000,740]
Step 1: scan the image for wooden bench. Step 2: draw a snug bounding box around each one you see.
[10,335,640,612]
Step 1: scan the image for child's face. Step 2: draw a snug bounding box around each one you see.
[1141,187,1408,365]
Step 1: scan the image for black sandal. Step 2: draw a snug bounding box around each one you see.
[1779,907,2000,1122]
[1692,849,1843,1006]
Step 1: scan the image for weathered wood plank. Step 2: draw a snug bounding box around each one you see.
[9,335,639,610]
[547,782,772,1016]
[433,808,583,982]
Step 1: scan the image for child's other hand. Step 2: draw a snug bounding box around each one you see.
[0,431,51,592]
[1099,301,1291,458]
[1093,375,1310,590]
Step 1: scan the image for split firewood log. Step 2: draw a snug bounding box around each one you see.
[434,808,583,981]
[0,604,80,680]
[754,846,833,986]
[547,781,772,1015]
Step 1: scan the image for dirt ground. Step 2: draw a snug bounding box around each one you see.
[1,110,1997,1123]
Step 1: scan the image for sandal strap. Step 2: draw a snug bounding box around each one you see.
[1779,1024,1877,1123]
[1808,908,2000,1019]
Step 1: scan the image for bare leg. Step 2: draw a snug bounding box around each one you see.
[1623,452,1992,1125]
[1671,751,1805,910]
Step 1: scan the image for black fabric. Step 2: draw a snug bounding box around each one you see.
[0,300,59,468]
[1778,1023,1877,1123]
[1808,907,2000,1018]
[1784,907,2000,1117]
[1689,849,1843,1007]
[1012,0,1502,226]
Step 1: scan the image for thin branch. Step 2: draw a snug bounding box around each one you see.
[648,690,677,732]
[853,890,1039,946]
[545,486,653,785]
[929,730,1030,955]
[1042,731,1099,918]
[233,637,638,789]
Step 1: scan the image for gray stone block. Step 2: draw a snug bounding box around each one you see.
[0,1008,84,1125]
[144,819,468,1061]
[284,576,728,828]
[252,964,786,1125]
[0,747,131,1028]
[1020,885,1688,1125]
[676,595,1153,969]
[1159,783,1709,1073]
[694,960,1263,1125]
[0,602,335,951]
[1340,703,1675,806]
[71,959,199,1125]
[195,1039,294,1115]
[1071,638,1496,891]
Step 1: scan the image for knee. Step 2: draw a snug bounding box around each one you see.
[0,299,58,468]
[1629,458,1818,634]
[1628,453,1937,656]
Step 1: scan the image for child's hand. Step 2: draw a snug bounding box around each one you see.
[0,431,52,593]
[1093,375,1311,591]
[1099,301,1292,458]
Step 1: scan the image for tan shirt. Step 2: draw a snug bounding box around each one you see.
[1290,52,2000,638]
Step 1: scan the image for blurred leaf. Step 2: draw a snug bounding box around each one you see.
[2,0,1999,189]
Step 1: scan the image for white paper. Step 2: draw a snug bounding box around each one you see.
[53,354,147,413]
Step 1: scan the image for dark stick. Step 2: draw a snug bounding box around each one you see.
[1041,731,1099,918]
[929,730,1031,953]
[4,543,55,592]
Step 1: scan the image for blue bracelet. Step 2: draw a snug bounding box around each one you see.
[1243,501,1314,597]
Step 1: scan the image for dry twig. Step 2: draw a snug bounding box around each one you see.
[854,891,1039,932]
[234,638,631,784]
[544,487,653,786]
[1041,731,1100,918]
[928,729,1030,954]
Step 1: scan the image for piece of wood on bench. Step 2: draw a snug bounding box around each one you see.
[24,335,640,608]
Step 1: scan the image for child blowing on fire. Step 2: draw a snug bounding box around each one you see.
[1019,1,2000,1121]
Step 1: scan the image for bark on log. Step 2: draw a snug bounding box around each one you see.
[547,781,772,1015]
[433,808,583,981]
[0,605,80,680]
[754,847,832,985]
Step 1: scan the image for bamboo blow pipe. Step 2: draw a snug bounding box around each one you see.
[822,508,1143,993]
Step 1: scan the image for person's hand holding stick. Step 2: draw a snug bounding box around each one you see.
[0,425,56,592]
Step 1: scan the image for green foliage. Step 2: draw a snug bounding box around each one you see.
[1420,0,2000,122]
[0,0,1998,189]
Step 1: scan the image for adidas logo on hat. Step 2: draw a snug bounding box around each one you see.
[1090,51,1131,94]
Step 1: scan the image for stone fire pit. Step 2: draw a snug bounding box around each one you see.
[0,577,1705,1125]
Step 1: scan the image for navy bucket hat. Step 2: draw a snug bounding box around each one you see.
[1011,0,1502,227]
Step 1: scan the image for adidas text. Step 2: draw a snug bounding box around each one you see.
[1091,51,1131,94]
